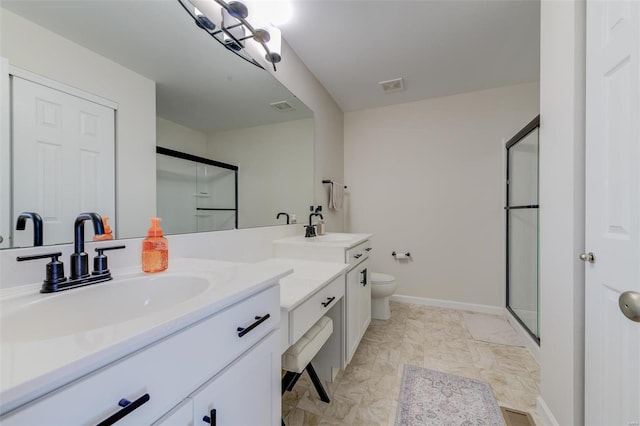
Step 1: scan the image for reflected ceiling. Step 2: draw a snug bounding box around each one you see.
[2,0,311,132]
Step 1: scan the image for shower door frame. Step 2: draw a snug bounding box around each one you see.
[505,115,540,345]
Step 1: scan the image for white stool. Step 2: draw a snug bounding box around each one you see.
[281,316,333,404]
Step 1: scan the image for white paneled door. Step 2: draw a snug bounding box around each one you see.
[585,1,640,425]
[11,76,115,247]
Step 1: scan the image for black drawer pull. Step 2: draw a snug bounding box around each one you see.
[360,269,368,286]
[321,296,336,307]
[237,314,270,337]
[365,247,372,252]
[202,408,217,425]
[353,253,363,259]
[96,393,150,426]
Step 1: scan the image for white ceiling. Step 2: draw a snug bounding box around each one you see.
[3,0,540,120]
[279,0,540,111]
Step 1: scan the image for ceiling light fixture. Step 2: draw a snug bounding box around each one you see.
[178,0,287,71]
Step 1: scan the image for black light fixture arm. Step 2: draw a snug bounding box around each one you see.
[177,0,279,71]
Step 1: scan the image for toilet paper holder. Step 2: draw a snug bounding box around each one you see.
[392,251,411,258]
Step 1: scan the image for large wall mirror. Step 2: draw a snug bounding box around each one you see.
[0,0,313,249]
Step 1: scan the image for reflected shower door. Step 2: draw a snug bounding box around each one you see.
[156,148,238,235]
[506,117,540,343]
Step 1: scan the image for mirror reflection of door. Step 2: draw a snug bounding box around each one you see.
[11,75,115,247]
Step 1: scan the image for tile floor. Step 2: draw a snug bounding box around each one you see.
[282,301,541,425]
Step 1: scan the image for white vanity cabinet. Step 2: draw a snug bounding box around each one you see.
[0,285,281,426]
[191,332,279,426]
[346,258,371,363]
[273,234,373,365]
[152,399,193,425]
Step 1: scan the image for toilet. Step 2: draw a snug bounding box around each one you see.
[370,272,397,320]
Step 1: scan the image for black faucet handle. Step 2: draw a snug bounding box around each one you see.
[95,245,126,254]
[16,252,67,287]
[16,252,62,262]
[93,245,126,276]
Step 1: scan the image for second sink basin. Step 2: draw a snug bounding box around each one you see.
[311,234,355,243]
[1,274,210,341]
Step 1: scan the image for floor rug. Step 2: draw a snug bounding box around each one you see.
[462,312,525,347]
[395,365,506,426]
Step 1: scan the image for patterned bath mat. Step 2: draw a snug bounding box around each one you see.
[395,365,506,426]
[462,312,525,347]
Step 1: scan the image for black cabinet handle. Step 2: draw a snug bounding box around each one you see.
[321,296,336,307]
[96,393,150,426]
[237,314,270,337]
[365,247,372,252]
[360,269,368,286]
[353,253,363,259]
[202,408,217,425]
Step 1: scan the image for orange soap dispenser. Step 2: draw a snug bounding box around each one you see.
[142,217,168,273]
[93,217,114,241]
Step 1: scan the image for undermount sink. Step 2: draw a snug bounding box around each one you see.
[0,274,210,341]
[310,234,356,243]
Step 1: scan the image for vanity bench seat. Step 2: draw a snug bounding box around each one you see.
[257,258,349,379]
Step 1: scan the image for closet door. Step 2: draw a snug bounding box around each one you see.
[12,76,115,246]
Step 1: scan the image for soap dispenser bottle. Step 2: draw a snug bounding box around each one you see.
[142,217,168,273]
[93,217,114,241]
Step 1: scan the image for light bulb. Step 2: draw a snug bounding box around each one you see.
[246,0,292,26]
[264,25,281,63]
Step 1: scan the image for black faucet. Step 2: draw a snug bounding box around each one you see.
[306,212,324,237]
[277,212,290,224]
[70,212,105,280]
[15,212,44,246]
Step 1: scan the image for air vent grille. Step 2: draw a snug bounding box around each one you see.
[500,407,536,426]
[378,78,405,93]
[270,101,295,112]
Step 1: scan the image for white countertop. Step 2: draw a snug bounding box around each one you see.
[272,232,373,249]
[256,258,349,311]
[0,258,292,415]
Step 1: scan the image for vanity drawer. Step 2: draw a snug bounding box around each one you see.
[290,276,344,344]
[0,285,280,426]
[346,240,372,266]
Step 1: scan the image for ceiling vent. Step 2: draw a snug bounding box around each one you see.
[270,101,295,112]
[378,78,405,93]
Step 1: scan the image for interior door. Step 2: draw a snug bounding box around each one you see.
[11,76,115,246]
[585,1,640,424]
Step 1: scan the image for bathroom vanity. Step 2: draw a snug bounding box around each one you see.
[273,233,373,364]
[0,259,291,425]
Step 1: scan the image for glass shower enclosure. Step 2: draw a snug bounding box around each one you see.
[505,116,540,344]
[156,147,238,234]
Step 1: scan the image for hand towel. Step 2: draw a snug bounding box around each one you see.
[329,182,344,210]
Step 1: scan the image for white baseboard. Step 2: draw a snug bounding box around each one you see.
[536,396,560,426]
[390,294,505,315]
[504,309,541,363]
